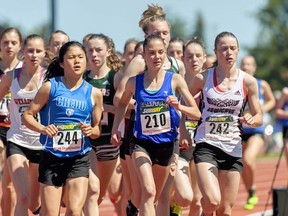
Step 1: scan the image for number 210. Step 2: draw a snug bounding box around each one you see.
[145,114,166,128]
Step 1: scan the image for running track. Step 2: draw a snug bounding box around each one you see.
[1,157,287,216]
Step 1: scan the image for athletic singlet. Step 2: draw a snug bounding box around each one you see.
[133,71,180,143]
[40,77,93,158]
[0,61,23,127]
[167,56,180,74]
[243,79,265,134]
[7,67,44,150]
[194,68,247,157]
[278,87,288,127]
[84,70,116,145]
[129,56,179,123]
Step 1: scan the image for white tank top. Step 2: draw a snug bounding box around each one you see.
[0,61,23,117]
[194,68,247,157]
[7,67,44,150]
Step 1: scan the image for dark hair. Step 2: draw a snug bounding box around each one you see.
[134,41,144,56]
[48,30,70,45]
[0,27,22,43]
[87,33,122,72]
[143,34,165,50]
[212,32,239,67]
[168,37,185,53]
[45,41,86,81]
[214,31,238,50]
[184,36,205,53]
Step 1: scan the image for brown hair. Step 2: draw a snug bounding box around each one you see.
[184,36,205,54]
[88,34,122,72]
[0,27,22,43]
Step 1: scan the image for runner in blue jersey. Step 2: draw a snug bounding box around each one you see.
[22,41,103,216]
[275,87,288,168]
[240,56,275,210]
[113,5,186,215]
[111,34,201,216]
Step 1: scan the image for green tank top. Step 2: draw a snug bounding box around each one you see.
[84,70,116,145]
[167,56,180,74]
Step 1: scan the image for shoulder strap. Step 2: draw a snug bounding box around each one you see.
[168,56,179,73]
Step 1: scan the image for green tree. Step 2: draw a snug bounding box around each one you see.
[248,0,288,90]
[168,15,187,40]
[190,11,205,42]
[168,10,206,44]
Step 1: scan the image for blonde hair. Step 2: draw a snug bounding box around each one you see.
[139,4,169,34]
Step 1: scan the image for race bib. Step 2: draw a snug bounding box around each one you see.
[185,120,198,142]
[19,105,39,126]
[53,123,82,152]
[140,102,171,135]
[0,92,11,116]
[205,115,234,141]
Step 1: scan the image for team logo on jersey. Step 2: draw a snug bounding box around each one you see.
[66,109,74,116]
[234,90,241,95]
[102,80,110,86]
[207,97,240,107]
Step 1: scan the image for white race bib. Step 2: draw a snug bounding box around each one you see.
[205,115,234,141]
[140,102,171,135]
[0,92,11,116]
[53,123,82,152]
[185,119,198,143]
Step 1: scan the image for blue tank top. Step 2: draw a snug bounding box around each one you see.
[133,71,180,143]
[40,77,93,158]
[278,102,288,127]
[277,86,288,126]
[243,79,265,134]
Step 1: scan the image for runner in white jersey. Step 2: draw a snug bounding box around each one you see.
[189,32,262,216]
[0,34,46,216]
[0,27,22,216]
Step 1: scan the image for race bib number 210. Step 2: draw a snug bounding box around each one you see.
[140,101,171,135]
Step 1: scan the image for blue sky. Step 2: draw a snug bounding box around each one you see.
[0,0,266,58]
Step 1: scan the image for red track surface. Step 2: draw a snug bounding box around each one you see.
[0,157,287,216]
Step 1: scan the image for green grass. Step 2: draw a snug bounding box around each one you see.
[257,152,283,161]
